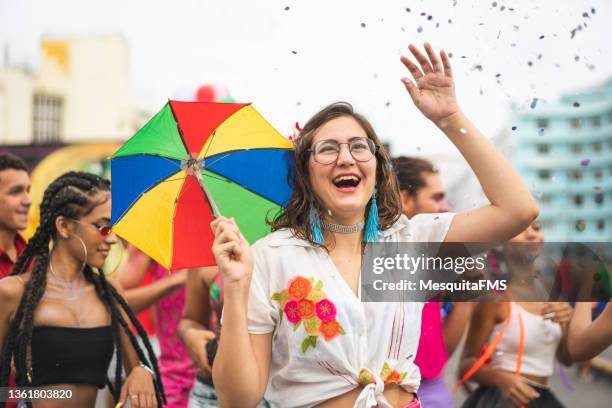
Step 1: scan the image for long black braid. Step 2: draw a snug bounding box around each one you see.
[0,171,166,407]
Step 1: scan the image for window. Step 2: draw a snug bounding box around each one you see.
[571,143,583,154]
[597,219,605,231]
[570,118,582,129]
[538,169,551,180]
[575,220,586,232]
[536,118,549,128]
[569,169,583,180]
[32,93,63,144]
[595,193,604,205]
[536,144,550,154]
[592,116,601,127]
[573,195,583,206]
[592,141,602,152]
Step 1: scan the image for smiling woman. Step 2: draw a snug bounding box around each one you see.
[0,172,165,408]
[210,42,539,408]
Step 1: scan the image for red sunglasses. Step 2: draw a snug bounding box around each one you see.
[71,219,113,237]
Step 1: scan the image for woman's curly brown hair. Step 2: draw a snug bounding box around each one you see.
[268,102,402,247]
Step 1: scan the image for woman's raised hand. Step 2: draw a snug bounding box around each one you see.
[400,42,460,124]
[210,217,253,284]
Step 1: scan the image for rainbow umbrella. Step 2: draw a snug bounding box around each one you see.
[110,101,294,270]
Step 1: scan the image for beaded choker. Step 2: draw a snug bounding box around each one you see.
[320,220,364,234]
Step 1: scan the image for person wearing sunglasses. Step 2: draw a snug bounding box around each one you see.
[0,172,164,408]
[210,43,539,408]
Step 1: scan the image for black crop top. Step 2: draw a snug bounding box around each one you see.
[31,326,113,389]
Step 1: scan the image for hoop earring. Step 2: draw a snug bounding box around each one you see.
[72,234,88,273]
[363,188,379,242]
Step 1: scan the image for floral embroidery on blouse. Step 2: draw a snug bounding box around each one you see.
[357,362,407,388]
[271,276,346,353]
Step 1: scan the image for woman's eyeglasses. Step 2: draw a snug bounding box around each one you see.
[308,137,378,165]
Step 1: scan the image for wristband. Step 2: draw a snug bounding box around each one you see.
[138,363,156,379]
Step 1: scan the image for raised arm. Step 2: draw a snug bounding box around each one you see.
[568,302,612,361]
[400,43,539,243]
[210,217,272,408]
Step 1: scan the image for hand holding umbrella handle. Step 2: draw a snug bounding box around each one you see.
[210,217,254,285]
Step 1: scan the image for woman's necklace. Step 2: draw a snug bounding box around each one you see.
[321,219,364,234]
[48,264,85,302]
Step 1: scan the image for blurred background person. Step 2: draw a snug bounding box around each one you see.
[115,246,193,407]
[459,222,573,407]
[392,156,472,408]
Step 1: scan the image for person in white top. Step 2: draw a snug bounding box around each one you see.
[459,222,573,408]
[210,42,539,408]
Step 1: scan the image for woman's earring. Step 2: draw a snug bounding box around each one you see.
[309,202,324,245]
[364,188,379,242]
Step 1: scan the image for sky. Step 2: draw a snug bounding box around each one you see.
[1,0,610,160]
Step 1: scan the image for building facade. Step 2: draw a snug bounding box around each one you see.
[512,79,612,242]
[0,33,145,145]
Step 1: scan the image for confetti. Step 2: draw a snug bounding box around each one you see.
[459,128,467,134]
[292,50,297,54]
[436,22,440,28]
[500,6,506,11]
[538,128,545,136]
[582,12,589,18]
[361,22,366,28]
[573,101,580,107]
[512,126,517,131]
[417,25,423,33]
[495,73,501,78]
[574,55,580,61]
[427,15,433,21]
[580,159,590,166]
[591,8,596,14]
[421,12,426,16]
[472,64,483,71]
[537,54,542,60]
[385,101,391,107]
[492,1,498,7]
[511,43,517,47]
[285,6,290,11]
[405,8,411,12]
[448,52,453,58]
[530,98,538,109]
[539,35,545,39]
[448,18,452,24]
[527,61,533,67]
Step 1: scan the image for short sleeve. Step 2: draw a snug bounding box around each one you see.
[407,212,455,242]
[246,240,278,334]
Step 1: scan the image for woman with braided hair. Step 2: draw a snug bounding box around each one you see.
[0,171,165,408]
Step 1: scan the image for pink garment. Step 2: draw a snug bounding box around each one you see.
[152,264,197,407]
[414,302,448,380]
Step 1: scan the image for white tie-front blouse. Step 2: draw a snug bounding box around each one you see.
[244,213,455,408]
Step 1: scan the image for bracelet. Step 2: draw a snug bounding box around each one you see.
[138,363,156,379]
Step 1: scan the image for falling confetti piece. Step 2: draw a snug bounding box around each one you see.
[292,50,297,54]
[580,159,590,166]
[538,128,545,136]
[285,6,290,11]
[574,55,580,61]
[405,8,411,12]
[472,64,483,71]
[537,54,542,60]
[539,35,545,39]
[530,98,538,109]
[448,52,453,58]
[385,101,391,107]
[573,101,580,107]
[511,43,517,47]
[417,25,423,33]
[436,22,440,28]
[582,12,589,18]
[427,15,433,21]
[459,128,467,134]
[421,12,426,16]
[527,61,533,67]
[591,8,596,14]
[495,73,501,78]
[492,1,498,7]
[512,126,517,131]
[448,18,452,24]
[434,216,440,220]
[500,5,506,11]
[361,22,366,27]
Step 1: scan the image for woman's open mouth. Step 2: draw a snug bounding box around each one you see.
[332,175,361,193]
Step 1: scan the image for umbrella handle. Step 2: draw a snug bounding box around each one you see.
[195,170,222,219]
